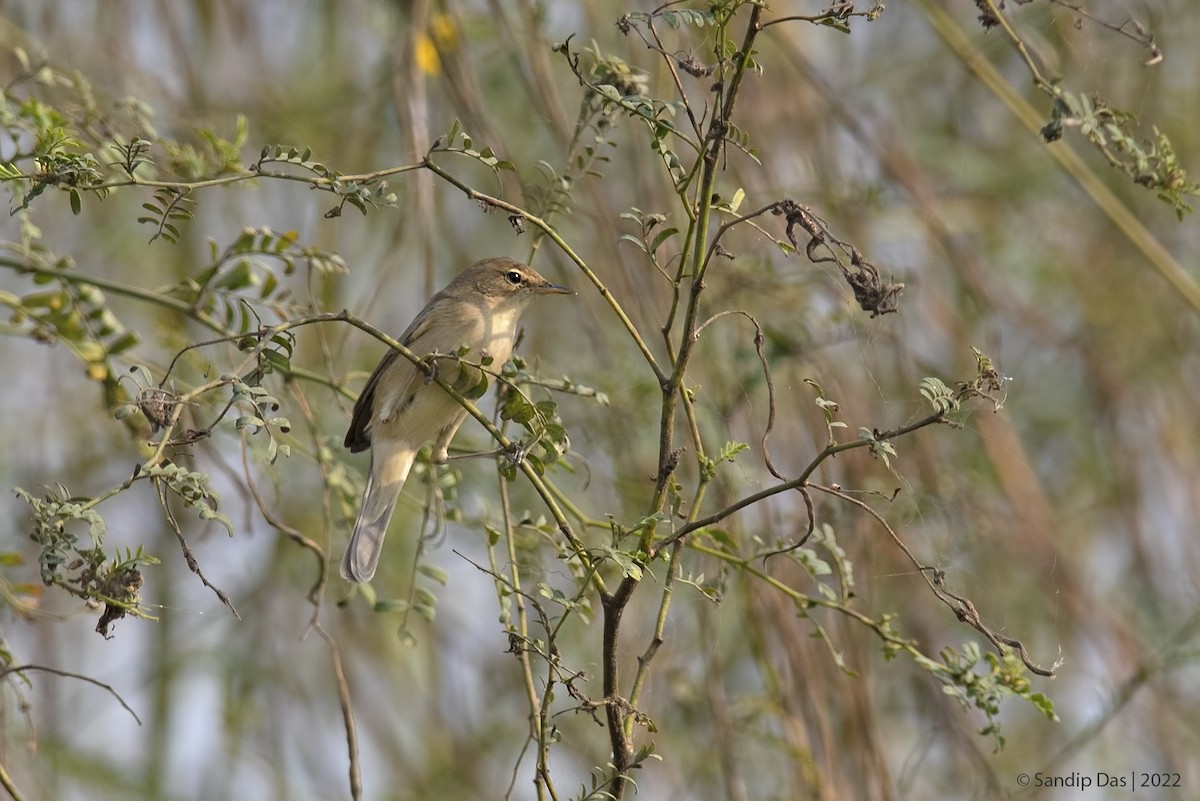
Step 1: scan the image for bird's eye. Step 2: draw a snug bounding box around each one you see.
[505,270,523,285]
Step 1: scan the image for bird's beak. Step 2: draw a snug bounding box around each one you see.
[534,281,574,295]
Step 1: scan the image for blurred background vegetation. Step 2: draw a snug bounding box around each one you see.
[1,1,1198,800]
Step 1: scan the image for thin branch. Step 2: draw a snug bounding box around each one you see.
[809,483,1055,677]
[0,757,27,801]
[976,0,1057,91]
[0,256,356,397]
[688,541,919,649]
[239,432,327,617]
[622,17,704,142]
[492,462,549,800]
[759,485,816,561]
[626,539,683,717]
[0,664,142,725]
[658,408,951,554]
[760,2,883,30]
[156,482,241,619]
[312,621,362,801]
[0,256,221,329]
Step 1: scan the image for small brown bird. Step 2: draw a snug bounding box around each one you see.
[341,256,572,582]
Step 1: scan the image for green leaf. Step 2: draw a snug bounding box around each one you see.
[413,585,438,608]
[418,564,449,586]
[818,17,851,34]
[107,331,140,355]
[373,598,410,613]
[603,546,643,580]
[259,270,279,299]
[718,441,749,462]
[260,349,290,373]
[649,226,679,253]
[502,394,536,424]
[703,527,739,553]
[618,233,648,253]
[596,84,623,102]
[216,259,256,291]
[1029,692,1059,721]
[463,372,490,400]
[72,340,106,362]
[235,415,263,430]
[84,510,106,542]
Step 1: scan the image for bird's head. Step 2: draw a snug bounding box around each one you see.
[460,257,574,304]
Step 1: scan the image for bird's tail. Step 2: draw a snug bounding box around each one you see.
[340,445,417,582]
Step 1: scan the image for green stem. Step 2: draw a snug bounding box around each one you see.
[80,162,425,193]
[624,539,683,733]
[0,256,222,329]
[494,474,549,800]
[0,256,356,400]
[0,758,26,801]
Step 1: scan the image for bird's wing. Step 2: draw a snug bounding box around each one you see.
[343,310,440,453]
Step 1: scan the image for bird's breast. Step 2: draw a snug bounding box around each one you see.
[368,301,521,443]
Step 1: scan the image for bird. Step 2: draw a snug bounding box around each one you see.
[340,256,572,582]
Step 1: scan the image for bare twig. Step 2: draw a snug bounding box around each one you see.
[157,483,241,619]
[1,664,142,725]
[809,483,1056,677]
[239,433,327,616]
[312,622,361,801]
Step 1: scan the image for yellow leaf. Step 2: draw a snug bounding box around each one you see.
[73,340,106,362]
[431,13,458,50]
[415,33,440,75]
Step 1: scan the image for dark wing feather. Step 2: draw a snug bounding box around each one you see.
[343,304,440,453]
[344,349,398,452]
